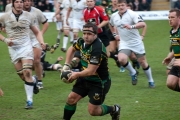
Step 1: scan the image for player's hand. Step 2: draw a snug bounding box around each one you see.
[2,38,13,46]
[57,56,63,61]
[162,57,171,65]
[115,35,120,41]
[68,71,78,83]
[173,59,180,66]
[66,19,69,26]
[62,63,71,71]
[123,24,131,29]
[41,43,46,50]
[0,88,3,97]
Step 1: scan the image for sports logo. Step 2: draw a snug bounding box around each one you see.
[90,56,99,64]
[93,93,100,100]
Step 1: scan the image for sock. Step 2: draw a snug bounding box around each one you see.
[110,52,118,61]
[143,66,154,82]
[38,80,42,85]
[63,35,68,49]
[69,31,74,42]
[101,104,113,116]
[24,81,34,102]
[57,30,62,43]
[123,62,136,75]
[63,103,76,120]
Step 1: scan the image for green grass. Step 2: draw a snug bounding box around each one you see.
[0,20,180,120]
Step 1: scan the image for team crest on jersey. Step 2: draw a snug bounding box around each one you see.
[103,11,106,16]
[90,56,99,64]
[93,93,100,100]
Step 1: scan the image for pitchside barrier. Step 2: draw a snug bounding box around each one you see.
[0,11,169,22]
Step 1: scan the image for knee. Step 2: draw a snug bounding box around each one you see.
[67,95,77,105]
[33,59,41,66]
[88,108,97,116]
[166,79,174,89]
[23,69,31,78]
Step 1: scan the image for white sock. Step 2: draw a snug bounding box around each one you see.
[57,31,62,43]
[144,66,154,82]
[24,82,33,102]
[69,31,74,42]
[124,62,136,75]
[63,36,68,49]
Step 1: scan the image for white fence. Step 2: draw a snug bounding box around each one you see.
[0,11,169,22]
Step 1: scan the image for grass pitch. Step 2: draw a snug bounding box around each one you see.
[0,20,180,120]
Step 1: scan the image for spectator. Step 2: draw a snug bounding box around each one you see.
[0,1,4,12]
[133,0,140,11]
[138,0,150,11]
[36,1,45,12]
[174,0,180,9]
[44,0,53,12]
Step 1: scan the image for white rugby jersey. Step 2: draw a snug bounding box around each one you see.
[61,0,73,18]
[70,0,87,20]
[29,7,48,39]
[0,11,35,48]
[5,3,12,12]
[110,9,143,46]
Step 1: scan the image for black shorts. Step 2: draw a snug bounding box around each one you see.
[42,61,54,71]
[98,31,110,47]
[107,29,116,41]
[72,78,111,105]
[169,66,180,77]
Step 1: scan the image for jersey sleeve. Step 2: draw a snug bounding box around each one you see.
[132,11,144,24]
[29,14,36,27]
[98,7,109,21]
[73,38,83,51]
[89,43,102,65]
[37,10,48,24]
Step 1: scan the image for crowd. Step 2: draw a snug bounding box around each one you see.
[0,0,152,12]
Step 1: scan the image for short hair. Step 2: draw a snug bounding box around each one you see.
[169,8,180,17]
[12,0,24,7]
[118,0,127,4]
[83,22,98,35]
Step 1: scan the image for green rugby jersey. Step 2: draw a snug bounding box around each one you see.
[170,28,180,59]
[105,5,118,19]
[73,37,110,82]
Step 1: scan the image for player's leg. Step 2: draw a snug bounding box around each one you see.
[167,66,180,92]
[33,46,43,89]
[129,52,140,69]
[61,16,70,52]
[118,49,138,85]
[0,87,3,96]
[69,18,74,44]
[87,80,120,119]
[63,78,85,120]
[137,54,155,88]
[56,14,63,44]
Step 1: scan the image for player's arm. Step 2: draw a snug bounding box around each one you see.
[31,26,45,48]
[64,46,76,65]
[53,1,61,18]
[141,23,147,39]
[66,7,72,24]
[162,51,174,65]
[98,8,109,28]
[41,21,49,35]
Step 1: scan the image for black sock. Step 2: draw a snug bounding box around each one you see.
[63,103,76,120]
[101,104,113,115]
[110,52,118,61]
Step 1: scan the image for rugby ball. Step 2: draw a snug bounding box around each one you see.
[60,70,72,84]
